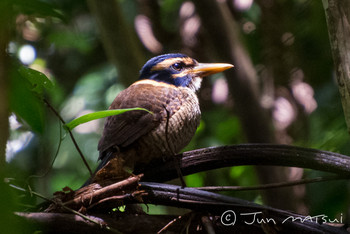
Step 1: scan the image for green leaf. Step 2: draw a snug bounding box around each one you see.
[17,66,54,96]
[9,66,45,134]
[64,108,153,131]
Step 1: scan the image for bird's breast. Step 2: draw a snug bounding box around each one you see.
[136,86,201,163]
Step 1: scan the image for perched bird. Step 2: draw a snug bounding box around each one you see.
[92,53,233,183]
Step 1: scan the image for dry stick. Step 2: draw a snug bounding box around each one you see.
[195,175,347,192]
[87,191,145,211]
[63,174,142,208]
[43,99,93,176]
[157,215,183,234]
[157,212,193,234]
[201,215,215,234]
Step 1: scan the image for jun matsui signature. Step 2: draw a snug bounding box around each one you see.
[221,210,343,226]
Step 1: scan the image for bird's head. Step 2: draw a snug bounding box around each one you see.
[139,53,233,91]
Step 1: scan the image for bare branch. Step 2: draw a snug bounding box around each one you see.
[194,176,346,192]
[46,174,143,212]
[141,144,350,182]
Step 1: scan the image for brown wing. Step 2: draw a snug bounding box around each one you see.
[97,81,183,160]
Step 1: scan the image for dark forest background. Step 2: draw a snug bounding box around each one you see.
[1,0,349,232]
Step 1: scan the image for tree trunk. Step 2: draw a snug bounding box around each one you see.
[323,0,350,133]
[87,0,145,87]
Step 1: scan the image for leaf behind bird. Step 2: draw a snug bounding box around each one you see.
[64,108,153,131]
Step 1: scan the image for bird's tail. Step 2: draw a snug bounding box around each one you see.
[81,150,133,188]
[80,151,117,187]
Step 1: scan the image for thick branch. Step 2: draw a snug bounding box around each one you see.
[16,212,218,234]
[140,144,350,182]
[139,182,347,234]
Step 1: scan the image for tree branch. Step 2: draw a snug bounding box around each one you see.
[16,213,199,234]
[139,182,347,234]
[17,182,348,233]
[13,144,350,233]
[140,144,350,182]
[195,175,345,192]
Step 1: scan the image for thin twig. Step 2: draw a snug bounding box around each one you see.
[157,216,182,234]
[26,119,63,182]
[87,190,146,211]
[8,183,121,233]
[44,98,92,176]
[194,175,348,192]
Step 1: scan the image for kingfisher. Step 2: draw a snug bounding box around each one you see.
[91,53,233,183]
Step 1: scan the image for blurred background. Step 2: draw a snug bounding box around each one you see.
[3,0,349,225]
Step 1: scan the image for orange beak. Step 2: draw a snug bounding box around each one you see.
[192,62,234,77]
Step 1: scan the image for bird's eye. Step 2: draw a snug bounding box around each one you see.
[172,62,184,71]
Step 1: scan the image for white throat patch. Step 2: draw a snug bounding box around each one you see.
[188,77,202,92]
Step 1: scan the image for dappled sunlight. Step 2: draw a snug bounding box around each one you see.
[180,1,196,18]
[180,2,201,47]
[290,68,317,114]
[18,44,36,65]
[233,0,254,11]
[273,68,317,133]
[291,81,317,114]
[212,77,229,104]
[6,132,34,162]
[16,15,41,42]
[6,115,34,162]
[273,96,296,130]
[134,15,163,54]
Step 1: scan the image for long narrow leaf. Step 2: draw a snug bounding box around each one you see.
[65,108,152,131]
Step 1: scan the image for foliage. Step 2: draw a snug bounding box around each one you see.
[64,108,153,131]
